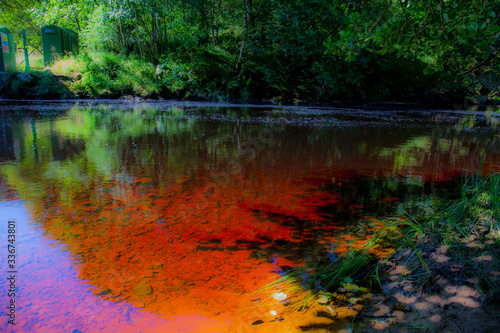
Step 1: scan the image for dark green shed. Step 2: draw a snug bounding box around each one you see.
[42,25,79,65]
[41,25,64,65]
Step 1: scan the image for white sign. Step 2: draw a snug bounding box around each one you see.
[1,32,8,53]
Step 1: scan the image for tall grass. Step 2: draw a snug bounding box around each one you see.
[404,169,500,244]
[1,52,162,99]
[446,170,500,236]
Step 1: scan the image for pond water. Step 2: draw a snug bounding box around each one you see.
[0,101,499,333]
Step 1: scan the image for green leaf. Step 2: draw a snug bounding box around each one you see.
[470,22,479,31]
[342,283,360,292]
[350,12,360,22]
[479,41,489,52]
[488,25,500,34]
[349,297,360,304]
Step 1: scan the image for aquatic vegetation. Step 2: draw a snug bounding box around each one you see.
[255,218,404,310]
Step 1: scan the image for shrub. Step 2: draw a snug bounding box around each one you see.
[71,52,161,98]
[0,71,75,99]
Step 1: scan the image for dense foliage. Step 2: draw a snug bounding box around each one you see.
[1,0,499,103]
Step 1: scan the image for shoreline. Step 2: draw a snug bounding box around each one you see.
[1,68,496,111]
[0,97,497,114]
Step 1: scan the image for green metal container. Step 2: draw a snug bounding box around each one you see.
[62,28,79,55]
[0,26,16,72]
[41,25,64,65]
[42,25,79,65]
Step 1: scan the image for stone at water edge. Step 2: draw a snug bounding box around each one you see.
[98,288,112,296]
[133,282,153,297]
[272,292,287,301]
[318,295,329,305]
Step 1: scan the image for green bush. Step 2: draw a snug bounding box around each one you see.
[71,52,161,98]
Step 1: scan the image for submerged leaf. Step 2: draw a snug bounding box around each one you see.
[343,283,360,292]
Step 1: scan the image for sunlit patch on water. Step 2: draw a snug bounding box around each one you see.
[0,101,499,332]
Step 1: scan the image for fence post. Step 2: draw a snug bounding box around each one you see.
[21,29,30,72]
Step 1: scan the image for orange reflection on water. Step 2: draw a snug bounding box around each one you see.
[14,162,359,332]
[0,201,236,333]
[6,162,499,332]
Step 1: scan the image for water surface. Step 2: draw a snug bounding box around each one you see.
[0,101,499,332]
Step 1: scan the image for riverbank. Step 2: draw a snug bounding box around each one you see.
[1,52,498,109]
[240,230,500,333]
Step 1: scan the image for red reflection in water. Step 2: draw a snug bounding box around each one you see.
[4,159,499,332]
[3,167,352,332]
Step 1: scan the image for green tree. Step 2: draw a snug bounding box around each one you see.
[0,0,43,49]
[325,0,500,102]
